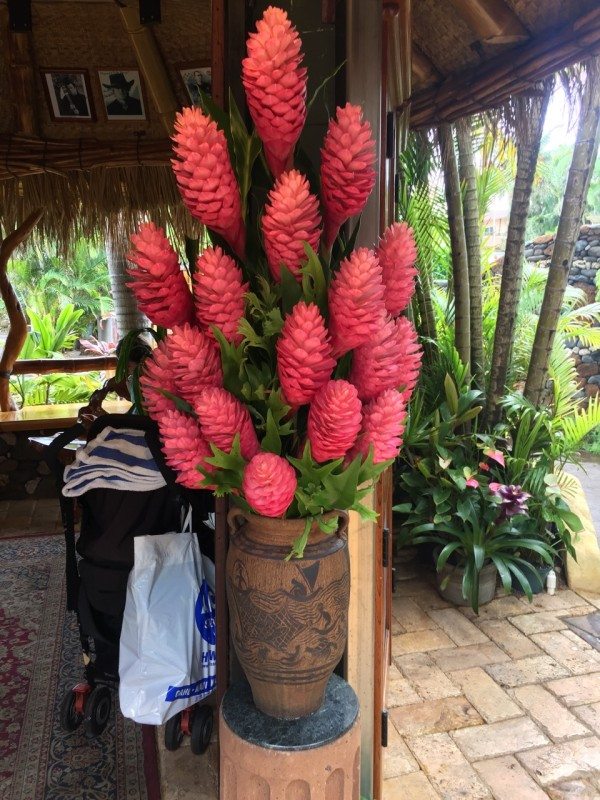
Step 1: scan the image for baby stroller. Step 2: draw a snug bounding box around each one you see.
[46,413,215,752]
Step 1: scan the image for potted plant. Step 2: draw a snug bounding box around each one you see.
[123,7,422,719]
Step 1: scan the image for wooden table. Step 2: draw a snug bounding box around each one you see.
[0,400,131,432]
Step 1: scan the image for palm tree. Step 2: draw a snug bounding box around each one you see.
[438,122,471,371]
[484,80,553,426]
[106,233,147,337]
[525,57,600,405]
[456,116,484,389]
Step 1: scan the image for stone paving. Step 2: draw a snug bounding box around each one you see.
[383,565,600,800]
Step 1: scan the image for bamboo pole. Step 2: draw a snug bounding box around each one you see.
[118,5,179,134]
[447,0,528,45]
[5,20,39,135]
[0,210,44,412]
[11,356,118,376]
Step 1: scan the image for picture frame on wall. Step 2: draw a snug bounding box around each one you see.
[98,69,147,120]
[179,64,212,106]
[41,69,94,121]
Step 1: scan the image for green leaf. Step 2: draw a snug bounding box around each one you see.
[286,517,313,560]
[444,374,459,415]
[280,265,303,315]
[212,326,246,398]
[322,455,362,510]
[228,89,262,218]
[318,515,340,534]
[262,409,282,455]
[301,243,328,315]
[307,60,346,111]
[155,388,193,414]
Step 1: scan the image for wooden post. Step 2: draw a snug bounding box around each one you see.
[0,209,44,412]
[118,6,179,134]
[6,23,39,135]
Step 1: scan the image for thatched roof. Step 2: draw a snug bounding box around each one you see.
[1,0,600,245]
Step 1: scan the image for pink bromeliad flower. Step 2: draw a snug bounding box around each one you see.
[242,452,297,517]
[377,222,418,317]
[348,389,407,464]
[127,222,195,328]
[261,170,321,281]
[172,107,246,258]
[194,387,259,461]
[307,380,362,462]
[320,104,376,249]
[242,7,307,178]
[157,409,214,489]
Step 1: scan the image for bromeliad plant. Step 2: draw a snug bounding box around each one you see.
[125,7,422,557]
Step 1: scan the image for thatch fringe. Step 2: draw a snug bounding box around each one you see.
[0,166,201,251]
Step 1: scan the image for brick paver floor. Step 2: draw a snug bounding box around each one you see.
[384,563,600,799]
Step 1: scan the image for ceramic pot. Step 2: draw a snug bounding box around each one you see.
[226,509,350,719]
[436,561,498,606]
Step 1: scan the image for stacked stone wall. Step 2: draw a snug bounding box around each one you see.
[524,224,600,399]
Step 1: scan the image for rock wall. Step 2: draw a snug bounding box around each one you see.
[524,225,600,399]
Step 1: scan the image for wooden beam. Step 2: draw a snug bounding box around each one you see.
[410,6,600,128]
[447,0,528,45]
[0,134,171,180]
[118,5,179,134]
[11,356,118,376]
[0,209,44,411]
[412,43,441,88]
[5,22,40,135]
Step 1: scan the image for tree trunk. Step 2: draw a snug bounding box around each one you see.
[106,233,147,338]
[456,116,485,390]
[414,271,437,365]
[0,210,44,411]
[438,122,471,371]
[524,58,600,406]
[484,81,552,426]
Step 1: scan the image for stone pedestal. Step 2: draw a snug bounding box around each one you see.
[219,675,361,800]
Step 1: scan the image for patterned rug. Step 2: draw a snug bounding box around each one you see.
[0,535,160,800]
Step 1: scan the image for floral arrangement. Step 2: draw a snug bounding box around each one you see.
[125,6,421,555]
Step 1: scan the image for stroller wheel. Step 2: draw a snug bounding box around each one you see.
[83,685,112,738]
[164,712,184,751]
[59,690,84,732]
[190,706,213,755]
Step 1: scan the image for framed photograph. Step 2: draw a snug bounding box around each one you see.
[179,64,212,105]
[98,70,146,120]
[41,70,94,121]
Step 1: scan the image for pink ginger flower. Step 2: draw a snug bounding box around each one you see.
[277,301,335,407]
[172,107,245,258]
[157,409,214,489]
[394,317,423,404]
[162,324,222,404]
[140,347,178,421]
[328,247,386,356]
[377,222,418,317]
[320,104,376,248]
[193,247,248,345]
[262,170,321,281]
[194,387,259,460]
[127,222,195,328]
[242,7,307,178]
[307,380,362,462]
[242,452,297,517]
[352,316,422,403]
[349,389,407,464]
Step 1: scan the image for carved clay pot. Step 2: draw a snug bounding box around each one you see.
[226,509,350,719]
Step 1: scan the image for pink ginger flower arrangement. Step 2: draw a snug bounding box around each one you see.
[276,302,335,407]
[172,107,246,258]
[328,247,386,356]
[127,223,195,328]
[140,347,177,421]
[242,7,307,178]
[349,389,407,464]
[158,409,214,489]
[320,104,376,248]
[162,324,222,404]
[193,247,248,345]
[262,170,322,281]
[194,387,259,461]
[307,380,362,462]
[377,222,418,317]
[394,316,423,404]
[350,315,421,402]
[243,452,297,517]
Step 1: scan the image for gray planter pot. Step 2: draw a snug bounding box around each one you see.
[436,561,498,607]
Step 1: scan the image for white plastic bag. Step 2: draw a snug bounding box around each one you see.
[118,513,216,725]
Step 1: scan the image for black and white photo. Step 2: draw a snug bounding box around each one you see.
[179,65,212,105]
[42,70,93,121]
[98,70,146,120]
